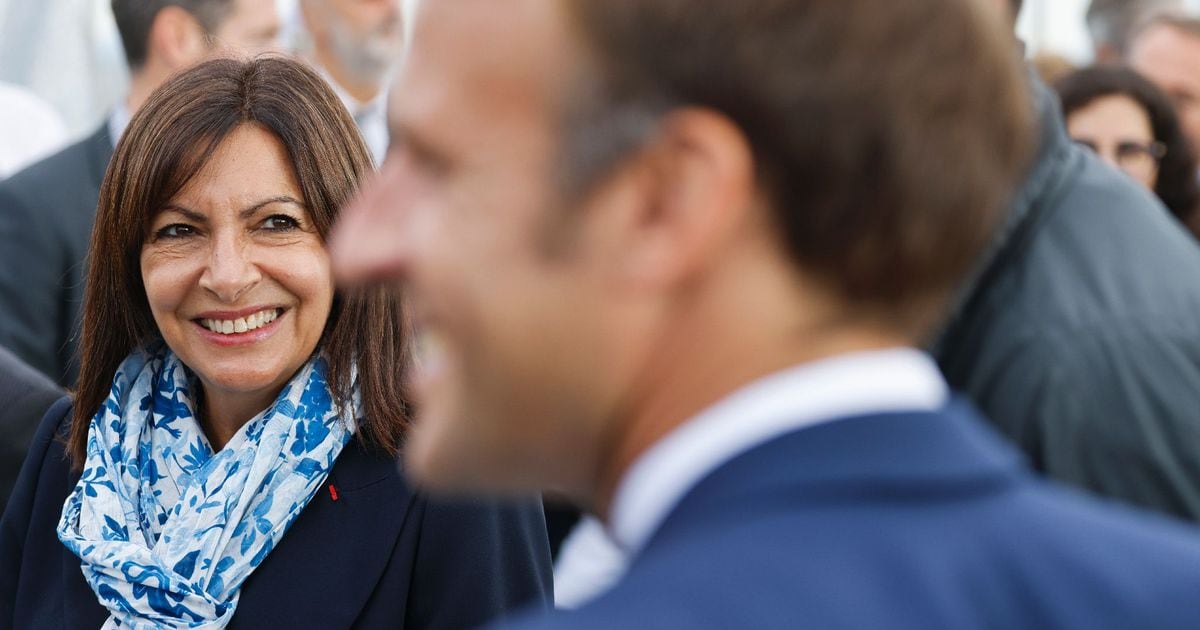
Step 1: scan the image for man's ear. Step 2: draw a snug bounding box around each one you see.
[149,5,210,71]
[603,107,757,291]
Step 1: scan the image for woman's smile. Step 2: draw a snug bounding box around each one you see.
[192,306,287,346]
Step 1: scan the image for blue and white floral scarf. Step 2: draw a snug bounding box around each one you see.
[57,344,357,629]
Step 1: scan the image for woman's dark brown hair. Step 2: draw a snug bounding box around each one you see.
[1056,65,1200,232]
[70,56,411,466]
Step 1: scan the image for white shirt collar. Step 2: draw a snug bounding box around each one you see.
[316,66,389,165]
[108,104,131,148]
[608,347,948,556]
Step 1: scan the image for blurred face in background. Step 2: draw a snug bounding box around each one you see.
[304,0,406,85]
[1068,94,1163,189]
[1131,24,1200,153]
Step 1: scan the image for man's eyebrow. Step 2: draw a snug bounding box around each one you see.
[238,195,306,220]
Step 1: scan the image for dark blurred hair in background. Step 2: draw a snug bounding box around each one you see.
[1056,65,1200,234]
[1032,53,1078,85]
[110,0,234,69]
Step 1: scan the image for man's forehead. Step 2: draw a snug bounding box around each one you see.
[388,0,581,130]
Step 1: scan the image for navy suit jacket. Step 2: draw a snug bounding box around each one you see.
[0,347,61,512]
[504,403,1200,629]
[0,124,112,386]
[0,399,553,629]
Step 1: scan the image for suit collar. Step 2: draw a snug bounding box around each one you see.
[646,402,1025,553]
[610,349,948,556]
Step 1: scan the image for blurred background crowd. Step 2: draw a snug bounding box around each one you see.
[0,0,412,176]
[4,0,1200,623]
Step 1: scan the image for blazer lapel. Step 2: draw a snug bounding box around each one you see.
[231,438,418,628]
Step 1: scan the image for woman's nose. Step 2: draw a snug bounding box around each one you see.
[198,232,263,303]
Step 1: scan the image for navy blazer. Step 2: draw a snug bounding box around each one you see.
[0,124,112,386]
[0,398,553,629]
[503,403,1200,629]
[0,347,62,512]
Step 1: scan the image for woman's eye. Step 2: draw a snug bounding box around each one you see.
[262,215,300,232]
[154,224,196,239]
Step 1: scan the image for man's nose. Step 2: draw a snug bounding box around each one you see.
[330,158,415,285]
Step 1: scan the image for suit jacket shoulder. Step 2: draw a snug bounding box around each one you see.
[500,405,1200,629]
[0,348,62,512]
[0,399,552,629]
[0,125,112,385]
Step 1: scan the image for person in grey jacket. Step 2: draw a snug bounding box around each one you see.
[934,34,1200,522]
[0,346,61,513]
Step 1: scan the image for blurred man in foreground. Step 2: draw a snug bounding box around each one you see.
[333,0,1200,627]
[294,0,405,164]
[0,0,280,386]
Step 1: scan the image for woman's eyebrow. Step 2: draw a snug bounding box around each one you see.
[239,196,306,220]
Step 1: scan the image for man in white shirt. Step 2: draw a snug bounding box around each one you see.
[331,0,1200,627]
[294,0,405,164]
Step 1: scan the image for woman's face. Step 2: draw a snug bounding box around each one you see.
[141,124,334,413]
[1068,94,1162,190]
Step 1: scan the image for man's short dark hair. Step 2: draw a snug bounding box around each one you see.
[561,0,1033,335]
[110,0,234,70]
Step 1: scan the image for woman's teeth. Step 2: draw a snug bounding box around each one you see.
[201,309,280,335]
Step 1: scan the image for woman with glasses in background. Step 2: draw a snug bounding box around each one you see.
[1057,65,1200,239]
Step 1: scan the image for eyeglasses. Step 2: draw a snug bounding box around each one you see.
[1073,138,1167,179]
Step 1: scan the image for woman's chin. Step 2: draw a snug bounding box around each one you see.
[192,365,290,400]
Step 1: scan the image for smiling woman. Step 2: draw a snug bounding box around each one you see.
[138,123,338,451]
[0,57,552,629]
